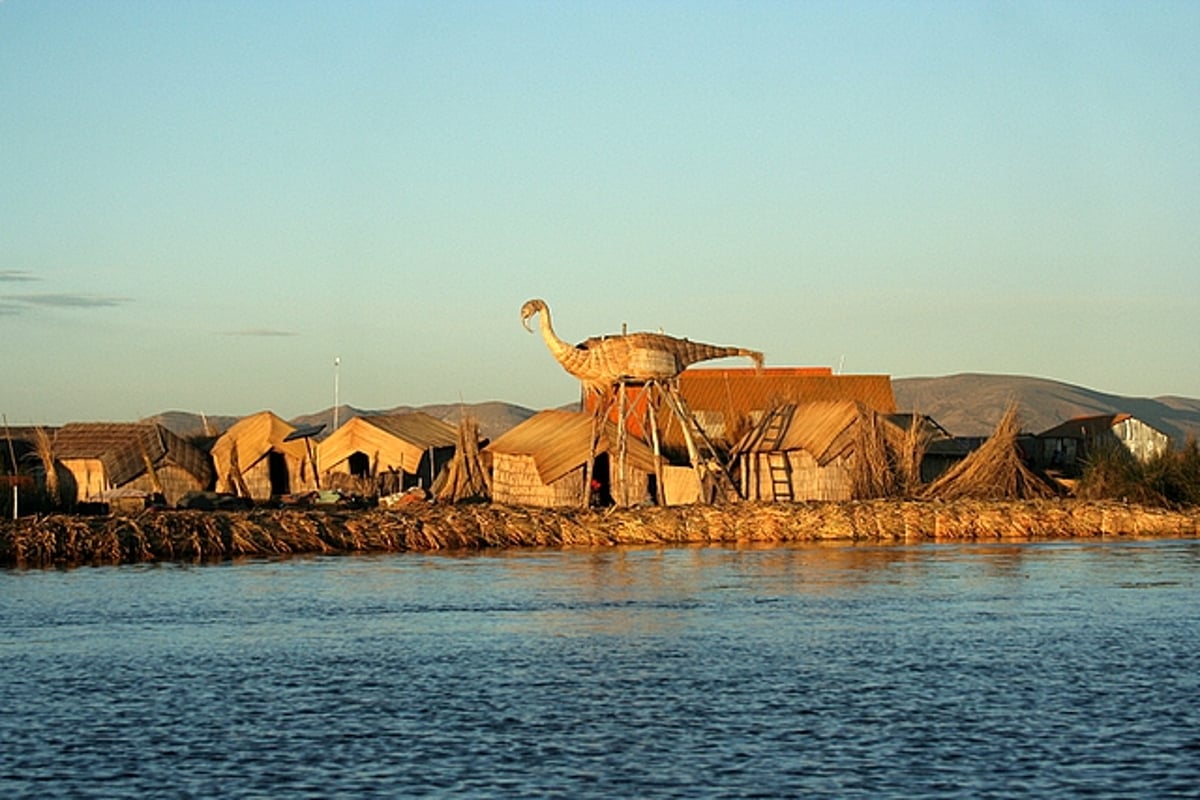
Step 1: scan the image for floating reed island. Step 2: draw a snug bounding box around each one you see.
[3,500,1199,569]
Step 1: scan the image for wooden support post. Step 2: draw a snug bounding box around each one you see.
[616,381,628,506]
[584,389,615,508]
[645,381,666,506]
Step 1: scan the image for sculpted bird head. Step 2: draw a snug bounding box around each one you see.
[520,298,547,332]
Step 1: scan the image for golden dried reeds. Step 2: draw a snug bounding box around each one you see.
[923,404,1056,501]
[2,499,1198,569]
[433,417,491,503]
[34,426,59,507]
[851,409,897,499]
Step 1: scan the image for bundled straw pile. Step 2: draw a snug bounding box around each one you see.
[923,404,1056,501]
[3,499,1197,569]
[432,417,491,503]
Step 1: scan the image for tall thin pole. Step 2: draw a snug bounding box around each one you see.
[333,357,341,431]
[3,414,18,519]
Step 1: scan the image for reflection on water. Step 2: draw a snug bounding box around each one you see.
[3,538,1199,798]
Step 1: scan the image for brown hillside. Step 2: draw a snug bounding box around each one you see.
[894,373,1200,446]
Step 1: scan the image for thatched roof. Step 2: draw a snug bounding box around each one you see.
[51,423,213,488]
[484,409,658,485]
[733,400,903,465]
[318,413,458,475]
[210,411,308,471]
[1,426,47,473]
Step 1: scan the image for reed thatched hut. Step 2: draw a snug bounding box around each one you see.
[50,423,214,508]
[210,411,314,500]
[484,409,658,508]
[318,412,459,496]
[732,400,912,502]
[1,426,41,478]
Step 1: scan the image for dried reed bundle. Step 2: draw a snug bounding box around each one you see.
[433,417,491,503]
[852,409,898,499]
[34,426,59,507]
[922,404,1055,501]
[892,415,931,497]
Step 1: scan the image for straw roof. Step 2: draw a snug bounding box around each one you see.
[484,409,658,485]
[51,423,213,488]
[318,413,458,475]
[733,400,902,466]
[210,411,308,471]
[1,426,45,473]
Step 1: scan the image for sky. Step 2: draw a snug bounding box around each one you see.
[2,1,1198,425]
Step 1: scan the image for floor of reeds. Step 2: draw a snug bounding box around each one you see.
[2,499,1198,569]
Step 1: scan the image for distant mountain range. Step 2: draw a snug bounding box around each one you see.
[892,373,1200,445]
[144,401,543,444]
[142,373,1200,449]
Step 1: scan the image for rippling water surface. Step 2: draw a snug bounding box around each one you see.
[3,538,1199,798]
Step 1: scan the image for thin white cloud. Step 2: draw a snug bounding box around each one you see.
[223,328,298,337]
[2,293,129,308]
[0,270,39,282]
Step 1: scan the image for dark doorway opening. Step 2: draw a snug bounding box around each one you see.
[348,452,370,478]
[268,451,290,496]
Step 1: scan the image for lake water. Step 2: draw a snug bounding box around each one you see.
[3,538,1199,798]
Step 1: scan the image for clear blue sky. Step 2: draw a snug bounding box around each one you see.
[3,1,1197,425]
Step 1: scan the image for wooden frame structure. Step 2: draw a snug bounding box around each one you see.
[584,378,740,507]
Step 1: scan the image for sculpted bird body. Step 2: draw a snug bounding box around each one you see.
[520,298,763,394]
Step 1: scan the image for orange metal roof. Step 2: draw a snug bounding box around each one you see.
[677,368,895,415]
[1038,413,1135,440]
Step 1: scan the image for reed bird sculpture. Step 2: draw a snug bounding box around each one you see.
[520,298,763,394]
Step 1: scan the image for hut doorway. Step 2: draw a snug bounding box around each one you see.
[348,452,370,479]
[268,451,290,496]
[589,453,613,507]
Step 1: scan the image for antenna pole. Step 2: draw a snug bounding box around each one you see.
[333,357,341,430]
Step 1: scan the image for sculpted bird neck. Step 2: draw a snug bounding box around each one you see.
[534,304,585,369]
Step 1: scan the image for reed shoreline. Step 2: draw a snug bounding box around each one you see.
[3,499,1199,569]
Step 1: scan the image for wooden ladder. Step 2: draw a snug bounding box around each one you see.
[760,406,794,502]
[660,382,742,502]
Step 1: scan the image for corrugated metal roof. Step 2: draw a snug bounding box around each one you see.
[679,368,895,414]
[1038,413,1135,440]
[484,409,656,485]
[52,422,213,487]
[318,413,458,474]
